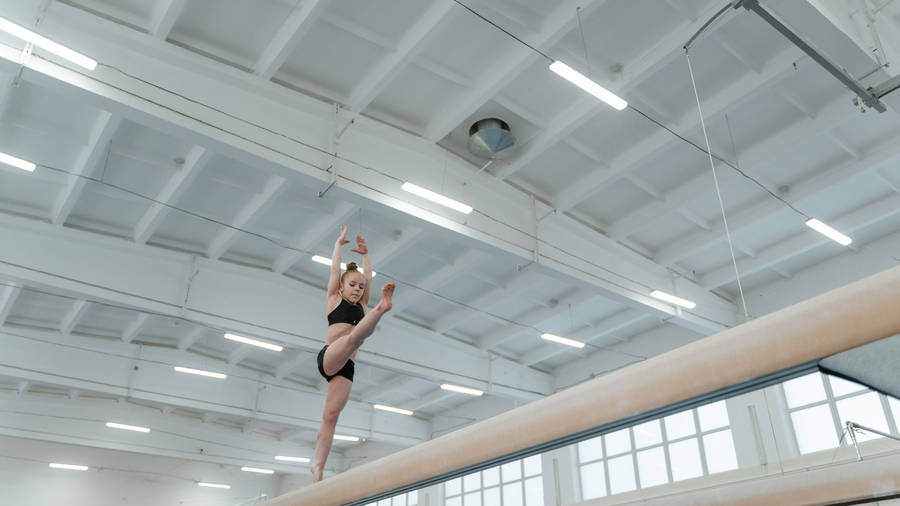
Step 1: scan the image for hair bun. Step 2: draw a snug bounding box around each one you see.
[346,262,359,271]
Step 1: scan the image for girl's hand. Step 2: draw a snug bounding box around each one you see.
[352,234,368,255]
[336,225,350,246]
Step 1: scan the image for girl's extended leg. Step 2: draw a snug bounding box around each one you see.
[311,376,352,482]
[322,283,394,376]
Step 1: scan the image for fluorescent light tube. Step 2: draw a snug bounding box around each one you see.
[805,218,852,246]
[311,255,376,276]
[0,151,36,172]
[274,455,310,463]
[241,466,274,474]
[173,366,227,379]
[198,482,231,489]
[333,434,360,442]
[105,422,150,433]
[224,333,283,352]
[440,383,484,396]
[0,17,97,70]
[540,333,585,349]
[549,61,627,110]
[373,404,414,416]
[401,182,473,215]
[650,290,697,309]
[49,463,88,471]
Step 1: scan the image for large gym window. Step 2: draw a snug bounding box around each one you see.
[783,372,899,454]
[443,455,544,506]
[364,490,419,506]
[577,400,737,500]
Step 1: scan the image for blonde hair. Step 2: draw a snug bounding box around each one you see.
[340,262,362,284]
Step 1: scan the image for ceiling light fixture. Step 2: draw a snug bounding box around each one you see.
[540,333,586,349]
[373,404,414,416]
[0,17,97,70]
[274,455,310,463]
[440,383,484,396]
[311,255,375,276]
[549,61,627,110]
[805,218,852,246]
[173,366,227,379]
[198,482,231,489]
[105,422,150,433]
[49,463,88,471]
[333,434,360,442]
[241,466,274,474]
[0,151,36,172]
[401,182,473,215]
[649,290,696,309]
[223,333,283,352]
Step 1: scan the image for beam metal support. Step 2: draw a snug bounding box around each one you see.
[735,0,886,112]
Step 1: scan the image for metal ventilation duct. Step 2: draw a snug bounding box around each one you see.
[467,118,516,159]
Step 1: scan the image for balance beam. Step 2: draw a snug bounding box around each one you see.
[264,265,900,506]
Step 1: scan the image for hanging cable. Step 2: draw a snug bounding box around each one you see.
[685,50,750,320]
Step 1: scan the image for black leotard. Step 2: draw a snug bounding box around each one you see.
[327,298,365,326]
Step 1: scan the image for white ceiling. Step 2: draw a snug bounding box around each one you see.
[1,0,900,485]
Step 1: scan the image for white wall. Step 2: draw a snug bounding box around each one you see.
[0,435,281,506]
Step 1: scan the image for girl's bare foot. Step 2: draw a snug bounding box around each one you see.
[379,283,394,312]
[310,464,323,483]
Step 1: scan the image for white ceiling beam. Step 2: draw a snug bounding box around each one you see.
[492,2,745,181]
[272,202,357,275]
[774,87,816,119]
[149,0,186,39]
[51,112,122,226]
[0,283,22,324]
[177,326,206,351]
[411,58,473,88]
[493,95,545,128]
[519,308,647,366]
[658,132,900,265]
[321,13,395,51]
[430,268,535,334]
[273,350,311,381]
[369,226,425,269]
[359,375,418,404]
[59,299,90,335]
[403,388,455,412]
[255,0,333,80]
[228,345,255,366]
[279,428,304,442]
[391,249,483,315]
[477,289,596,351]
[829,131,861,160]
[423,0,610,142]
[0,392,331,473]
[1,5,737,332]
[133,145,212,244]
[701,193,900,289]
[0,75,16,121]
[0,212,552,399]
[121,313,150,344]
[0,326,430,446]
[552,46,801,211]
[876,168,900,194]
[344,1,455,115]
[206,175,288,260]
[608,93,856,241]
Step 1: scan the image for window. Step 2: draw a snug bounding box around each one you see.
[365,490,418,506]
[443,456,543,506]
[783,372,899,454]
[577,400,737,500]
